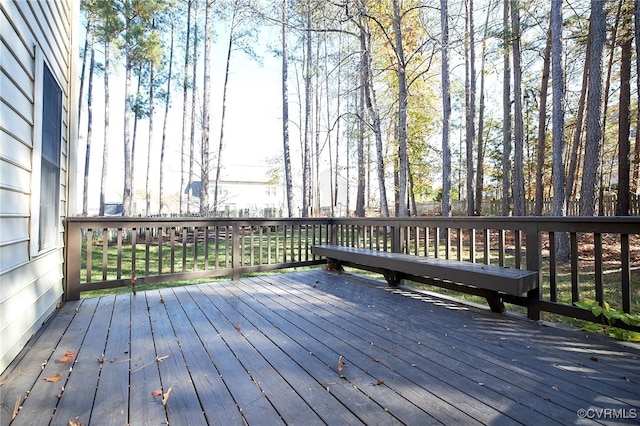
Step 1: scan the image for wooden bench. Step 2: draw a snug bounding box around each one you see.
[312,244,539,315]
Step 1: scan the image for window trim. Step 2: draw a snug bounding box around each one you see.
[30,45,62,257]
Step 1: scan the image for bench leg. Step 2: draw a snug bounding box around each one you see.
[325,258,344,272]
[484,290,505,313]
[382,270,402,287]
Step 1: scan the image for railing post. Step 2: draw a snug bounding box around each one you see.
[232,224,240,280]
[329,219,338,245]
[64,219,82,301]
[391,224,401,253]
[525,221,541,320]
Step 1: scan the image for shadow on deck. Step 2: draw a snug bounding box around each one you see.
[2,269,639,425]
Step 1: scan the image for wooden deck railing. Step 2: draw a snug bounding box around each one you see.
[65,216,640,331]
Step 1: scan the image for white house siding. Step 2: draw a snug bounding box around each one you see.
[0,0,78,373]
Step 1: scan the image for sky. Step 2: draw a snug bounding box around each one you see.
[76,21,286,214]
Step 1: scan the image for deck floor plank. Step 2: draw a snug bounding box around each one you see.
[207,281,368,426]
[289,271,639,421]
[216,280,402,426]
[128,292,167,426]
[286,273,624,416]
[50,296,116,426]
[223,280,453,425]
[0,300,81,426]
[195,283,328,426]
[2,270,640,426]
[145,289,208,426]
[160,286,245,425]
[92,293,131,425]
[182,285,287,426]
[9,298,101,426]
[249,274,559,425]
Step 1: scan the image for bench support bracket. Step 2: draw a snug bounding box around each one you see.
[382,270,402,287]
[483,290,506,313]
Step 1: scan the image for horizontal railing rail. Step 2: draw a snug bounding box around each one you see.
[65,216,640,332]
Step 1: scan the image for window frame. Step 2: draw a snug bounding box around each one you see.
[30,46,63,256]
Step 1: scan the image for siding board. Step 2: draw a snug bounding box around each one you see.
[0,129,32,170]
[0,158,30,192]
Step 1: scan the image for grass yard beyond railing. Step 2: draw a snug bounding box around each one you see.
[65,216,640,335]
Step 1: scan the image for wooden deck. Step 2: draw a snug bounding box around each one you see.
[2,270,639,425]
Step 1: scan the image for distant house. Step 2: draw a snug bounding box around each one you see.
[190,165,283,217]
[0,1,79,372]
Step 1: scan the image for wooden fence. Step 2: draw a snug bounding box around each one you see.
[65,216,640,331]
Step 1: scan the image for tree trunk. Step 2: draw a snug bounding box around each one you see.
[82,44,95,216]
[511,0,525,216]
[440,0,452,218]
[617,0,632,215]
[356,18,367,217]
[159,20,174,215]
[633,0,640,194]
[475,1,492,216]
[78,20,90,128]
[146,63,154,216]
[214,8,236,214]
[188,0,199,214]
[534,28,551,216]
[551,0,568,259]
[123,16,133,216]
[302,7,312,217]
[99,39,111,217]
[465,0,476,215]
[179,0,192,215]
[580,0,606,216]
[501,0,512,215]
[360,15,389,217]
[392,0,408,217]
[281,0,293,217]
[201,0,212,214]
[565,42,589,204]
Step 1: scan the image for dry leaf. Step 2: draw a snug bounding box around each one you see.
[152,389,163,397]
[69,417,84,426]
[376,379,384,386]
[337,356,345,373]
[12,394,21,420]
[589,356,599,362]
[157,355,169,363]
[60,351,74,363]
[44,373,62,383]
[97,358,107,364]
[162,385,174,406]
[236,323,242,332]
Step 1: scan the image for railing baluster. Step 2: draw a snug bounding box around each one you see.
[621,233,631,313]
[469,229,476,263]
[204,226,209,270]
[570,232,579,304]
[498,229,505,267]
[116,228,122,280]
[483,229,490,265]
[102,228,108,281]
[86,229,93,283]
[549,232,557,302]
[170,227,175,274]
[594,233,603,306]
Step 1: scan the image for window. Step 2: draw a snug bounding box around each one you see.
[38,63,62,250]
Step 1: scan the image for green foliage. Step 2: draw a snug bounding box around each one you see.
[575,299,640,342]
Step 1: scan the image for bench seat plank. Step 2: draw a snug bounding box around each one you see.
[312,245,538,296]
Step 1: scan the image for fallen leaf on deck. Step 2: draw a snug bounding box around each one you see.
[589,356,599,362]
[44,373,62,383]
[376,379,384,386]
[337,356,345,373]
[69,417,84,426]
[60,351,74,363]
[162,385,174,406]
[236,323,242,332]
[157,355,169,362]
[152,389,163,397]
